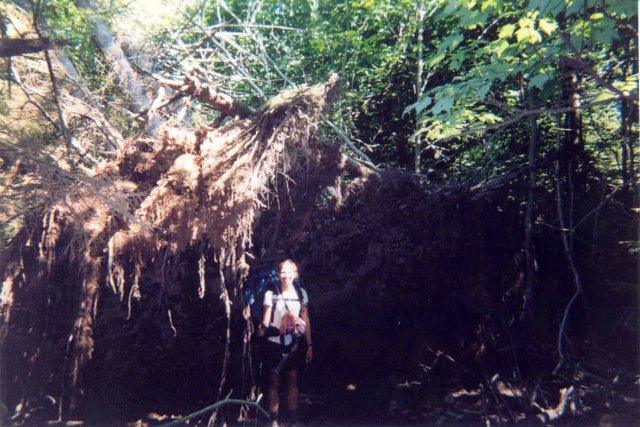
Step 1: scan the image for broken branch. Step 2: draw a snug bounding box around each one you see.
[0,37,65,57]
[157,393,269,427]
[151,74,255,119]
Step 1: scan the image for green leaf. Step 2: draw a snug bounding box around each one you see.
[488,39,510,58]
[427,52,447,67]
[460,10,488,29]
[538,18,558,35]
[527,0,550,12]
[478,112,503,123]
[515,27,542,44]
[440,34,465,52]
[592,91,618,103]
[481,0,497,12]
[528,73,549,90]
[592,18,617,44]
[403,95,433,115]
[498,24,516,39]
[443,0,460,15]
[566,0,582,16]
[612,77,639,94]
[476,82,491,98]
[431,96,455,115]
[518,16,535,29]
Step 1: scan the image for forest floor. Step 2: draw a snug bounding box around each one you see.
[297,375,639,426]
[108,365,640,427]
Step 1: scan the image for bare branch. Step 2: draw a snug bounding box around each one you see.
[433,94,637,145]
[156,393,269,427]
[10,76,61,132]
[534,386,575,423]
[150,74,255,119]
[76,0,162,135]
[560,33,634,99]
[552,114,584,375]
[0,37,66,57]
[42,47,73,153]
[208,23,301,31]
[62,94,125,151]
[0,157,23,197]
[322,114,382,172]
[571,184,623,232]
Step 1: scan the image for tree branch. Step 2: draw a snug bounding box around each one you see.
[560,33,634,99]
[571,184,623,232]
[552,115,583,375]
[149,74,255,119]
[434,95,637,145]
[534,386,575,423]
[42,47,73,154]
[156,393,269,427]
[189,7,381,173]
[0,37,65,57]
[10,76,61,132]
[321,114,381,172]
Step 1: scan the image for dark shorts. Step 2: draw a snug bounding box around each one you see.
[261,338,306,374]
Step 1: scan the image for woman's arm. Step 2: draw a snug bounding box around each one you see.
[300,305,313,362]
[258,304,272,337]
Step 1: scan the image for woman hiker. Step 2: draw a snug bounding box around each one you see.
[257,259,313,426]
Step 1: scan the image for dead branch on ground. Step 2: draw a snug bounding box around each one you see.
[534,386,576,423]
[156,392,268,427]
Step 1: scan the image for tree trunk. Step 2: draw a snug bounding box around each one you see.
[521,88,539,320]
[622,38,639,208]
[413,1,426,174]
[76,0,161,136]
[553,57,583,372]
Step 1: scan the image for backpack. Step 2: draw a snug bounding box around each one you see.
[244,266,306,327]
[244,266,279,326]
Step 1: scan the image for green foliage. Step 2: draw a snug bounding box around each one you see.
[39,0,96,77]
[126,0,635,179]
[27,0,639,180]
[402,0,638,179]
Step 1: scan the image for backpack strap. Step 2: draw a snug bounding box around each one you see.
[274,283,304,313]
[273,285,286,349]
[294,284,304,308]
[265,283,275,325]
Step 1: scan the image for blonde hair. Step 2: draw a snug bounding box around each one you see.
[278,259,298,276]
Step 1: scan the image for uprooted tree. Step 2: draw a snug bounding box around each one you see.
[1,65,344,417]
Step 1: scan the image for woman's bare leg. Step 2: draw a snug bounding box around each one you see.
[269,371,280,414]
[287,368,299,411]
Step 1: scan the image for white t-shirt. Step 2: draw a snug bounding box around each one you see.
[264,286,308,346]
